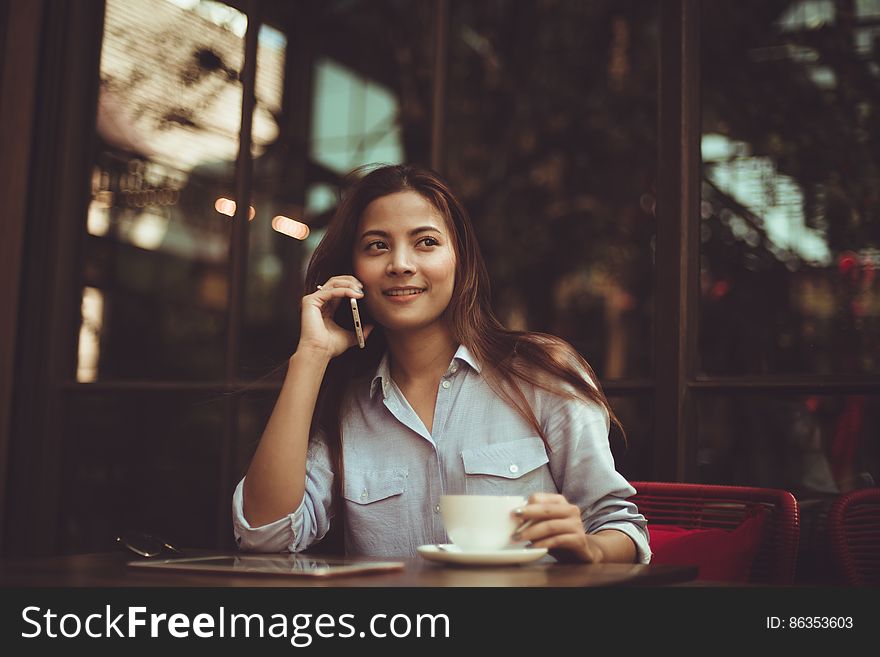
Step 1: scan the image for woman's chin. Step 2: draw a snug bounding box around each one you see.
[375,313,444,334]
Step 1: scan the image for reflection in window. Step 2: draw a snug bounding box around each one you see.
[76,287,105,382]
[702,134,830,266]
[77,0,266,380]
[253,23,286,156]
[98,0,250,171]
[700,0,880,376]
[310,58,404,174]
[697,394,878,497]
[239,0,431,377]
[445,0,658,380]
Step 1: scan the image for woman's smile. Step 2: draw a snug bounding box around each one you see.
[383,286,427,300]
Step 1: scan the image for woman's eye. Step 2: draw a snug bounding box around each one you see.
[366,240,388,251]
[419,237,439,247]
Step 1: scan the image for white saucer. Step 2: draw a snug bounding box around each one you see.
[417,544,548,566]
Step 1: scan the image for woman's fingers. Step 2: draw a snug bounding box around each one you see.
[511,493,598,564]
[309,285,364,302]
[513,517,582,543]
[297,276,370,359]
[314,275,364,292]
[512,493,582,541]
[304,277,365,324]
[305,284,364,315]
[513,497,578,523]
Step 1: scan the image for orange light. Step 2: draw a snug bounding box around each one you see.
[215,198,257,220]
[215,197,236,216]
[272,216,310,240]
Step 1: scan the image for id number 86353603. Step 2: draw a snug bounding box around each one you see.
[765,617,853,630]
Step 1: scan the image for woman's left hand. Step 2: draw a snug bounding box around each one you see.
[512,492,603,564]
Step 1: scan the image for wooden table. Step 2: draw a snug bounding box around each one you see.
[0,551,696,587]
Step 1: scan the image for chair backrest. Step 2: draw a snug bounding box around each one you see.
[630,481,800,585]
[827,488,880,586]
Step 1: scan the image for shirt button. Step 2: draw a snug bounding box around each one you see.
[509,464,519,474]
[451,363,458,373]
[441,380,451,389]
[361,489,368,500]
[434,505,440,513]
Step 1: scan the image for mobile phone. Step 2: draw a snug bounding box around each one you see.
[331,277,372,342]
[350,297,365,349]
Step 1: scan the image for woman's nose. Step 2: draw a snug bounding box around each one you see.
[386,249,415,275]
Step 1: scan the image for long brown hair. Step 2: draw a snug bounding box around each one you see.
[303,164,623,545]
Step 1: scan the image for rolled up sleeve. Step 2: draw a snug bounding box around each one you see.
[232,436,335,553]
[542,393,652,564]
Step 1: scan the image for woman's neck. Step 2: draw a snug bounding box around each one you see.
[386,324,458,389]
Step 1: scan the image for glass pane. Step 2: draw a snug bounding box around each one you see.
[445,0,658,380]
[697,391,880,584]
[240,1,435,377]
[697,394,879,495]
[59,391,226,554]
[76,0,251,381]
[700,0,880,375]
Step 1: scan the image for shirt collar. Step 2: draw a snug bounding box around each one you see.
[369,344,482,400]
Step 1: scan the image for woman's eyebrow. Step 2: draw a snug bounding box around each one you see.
[359,225,443,240]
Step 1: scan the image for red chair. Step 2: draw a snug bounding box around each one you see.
[827,488,880,586]
[631,481,800,585]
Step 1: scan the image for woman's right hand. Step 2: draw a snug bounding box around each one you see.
[296,275,374,360]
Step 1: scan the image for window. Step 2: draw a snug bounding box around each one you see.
[8,0,878,560]
[696,0,880,496]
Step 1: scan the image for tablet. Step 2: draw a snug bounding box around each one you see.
[128,554,405,578]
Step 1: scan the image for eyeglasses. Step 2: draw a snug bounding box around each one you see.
[116,531,184,558]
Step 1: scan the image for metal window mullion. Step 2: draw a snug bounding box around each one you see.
[655,0,700,482]
[227,5,259,379]
[689,379,880,395]
[431,0,449,173]
[220,1,260,548]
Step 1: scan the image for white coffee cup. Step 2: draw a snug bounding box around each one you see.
[439,494,526,551]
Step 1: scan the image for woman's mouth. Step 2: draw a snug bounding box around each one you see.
[385,290,424,297]
[383,287,426,301]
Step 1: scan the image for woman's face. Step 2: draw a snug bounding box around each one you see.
[353,190,457,334]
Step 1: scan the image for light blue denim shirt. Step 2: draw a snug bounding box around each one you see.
[232,345,651,563]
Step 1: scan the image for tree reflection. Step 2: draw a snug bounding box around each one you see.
[445,0,657,380]
[701,0,880,375]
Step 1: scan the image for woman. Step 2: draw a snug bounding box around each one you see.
[233,164,650,564]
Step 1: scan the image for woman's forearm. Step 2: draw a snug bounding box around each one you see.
[242,349,330,527]
[591,529,638,563]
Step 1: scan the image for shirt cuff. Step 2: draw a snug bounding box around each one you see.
[232,477,305,552]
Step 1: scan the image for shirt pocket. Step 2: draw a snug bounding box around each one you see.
[342,468,410,554]
[460,437,552,496]
[343,468,408,505]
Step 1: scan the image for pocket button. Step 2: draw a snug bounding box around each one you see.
[509,464,519,474]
